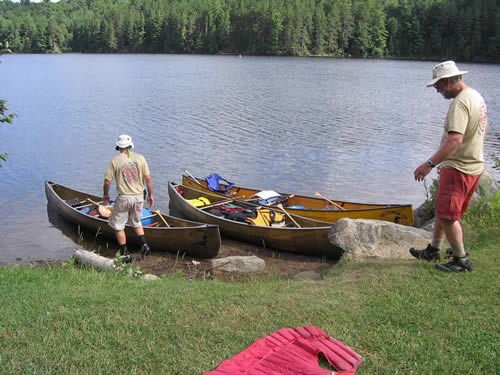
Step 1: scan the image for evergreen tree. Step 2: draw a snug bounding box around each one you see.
[487,9,500,59]
[338,0,354,56]
[0,0,497,60]
[312,0,327,55]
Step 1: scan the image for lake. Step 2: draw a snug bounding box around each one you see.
[1,54,499,264]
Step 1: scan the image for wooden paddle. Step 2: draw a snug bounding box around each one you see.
[86,198,112,218]
[200,196,246,210]
[184,169,206,188]
[154,210,170,227]
[276,204,301,228]
[184,169,237,197]
[314,192,345,210]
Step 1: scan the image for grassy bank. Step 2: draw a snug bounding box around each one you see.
[1,196,499,374]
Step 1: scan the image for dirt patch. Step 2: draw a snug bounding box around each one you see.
[98,238,337,282]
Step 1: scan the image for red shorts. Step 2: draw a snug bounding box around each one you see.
[435,167,481,221]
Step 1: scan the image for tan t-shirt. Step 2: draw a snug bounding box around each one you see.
[104,151,150,195]
[440,87,488,175]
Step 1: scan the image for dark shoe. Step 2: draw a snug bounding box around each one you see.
[140,244,151,259]
[435,256,472,272]
[119,246,132,263]
[409,244,440,261]
[120,246,130,256]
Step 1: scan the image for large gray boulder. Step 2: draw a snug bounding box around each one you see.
[329,219,432,260]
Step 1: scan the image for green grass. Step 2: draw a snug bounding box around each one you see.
[1,197,499,374]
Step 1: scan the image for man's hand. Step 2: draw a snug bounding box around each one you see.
[414,163,433,182]
[144,175,154,208]
[147,195,154,208]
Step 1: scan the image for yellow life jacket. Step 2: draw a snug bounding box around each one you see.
[246,209,284,226]
[187,196,210,207]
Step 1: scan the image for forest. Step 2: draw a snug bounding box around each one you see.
[0,0,499,60]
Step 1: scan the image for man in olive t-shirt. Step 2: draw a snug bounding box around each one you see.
[410,61,488,272]
[103,135,154,262]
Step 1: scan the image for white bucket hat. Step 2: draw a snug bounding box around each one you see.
[427,60,468,87]
[115,134,134,149]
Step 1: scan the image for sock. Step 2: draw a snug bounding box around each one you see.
[451,243,466,258]
[431,237,445,250]
[119,244,128,256]
[138,235,147,246]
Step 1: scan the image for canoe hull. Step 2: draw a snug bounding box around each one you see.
[182,174,414,226]
[45,181,221,258]
[168,182,342,258]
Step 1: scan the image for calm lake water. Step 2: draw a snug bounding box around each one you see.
[1,54,499,264]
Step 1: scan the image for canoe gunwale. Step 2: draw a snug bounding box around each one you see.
[181,174,414,226]
[168,182,342,258]
[45,181,221,258]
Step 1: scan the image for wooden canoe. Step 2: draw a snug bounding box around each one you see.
[181,173,414,226]
[45,181,221,258]
[168,182,342,258]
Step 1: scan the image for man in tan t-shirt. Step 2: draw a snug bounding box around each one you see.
[103,135,154,263]
[410,61,488,272]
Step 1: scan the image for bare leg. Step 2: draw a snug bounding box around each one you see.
[432,218,447,240]
[133,226,144,236]
[435,216,463,246]
[116,230,126,245]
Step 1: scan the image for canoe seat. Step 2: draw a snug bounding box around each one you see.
[205,173,234,192]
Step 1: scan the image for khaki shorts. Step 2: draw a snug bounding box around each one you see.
[109,194,144,231]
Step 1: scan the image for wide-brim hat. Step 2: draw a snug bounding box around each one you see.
[115,134,134,149]
[427,60,468,87]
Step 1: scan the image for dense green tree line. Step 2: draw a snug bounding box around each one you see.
[0,0,498,60]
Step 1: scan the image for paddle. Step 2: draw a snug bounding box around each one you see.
[184,169,206,188]
[86,198,112,218]
[276,204,301,228]
[314,192,345,210]
[154,210,170,227]
[184,169,237,197]
[200,196,246,210]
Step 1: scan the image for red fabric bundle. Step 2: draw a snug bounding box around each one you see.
[205,325,361,375]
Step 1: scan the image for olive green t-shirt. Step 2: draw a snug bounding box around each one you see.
[104,151,150,195]
[440,88,488,176]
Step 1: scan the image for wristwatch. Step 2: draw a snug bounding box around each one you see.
[426,159,436,168]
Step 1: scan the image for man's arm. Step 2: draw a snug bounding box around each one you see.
[103,179,112,205]
[414,132,463,182]
[144,174,154,208]
[428,131,464,166]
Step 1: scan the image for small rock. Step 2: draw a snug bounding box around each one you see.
[143,273,160,281]
[210,256,265,272]
[294,270,322,281]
